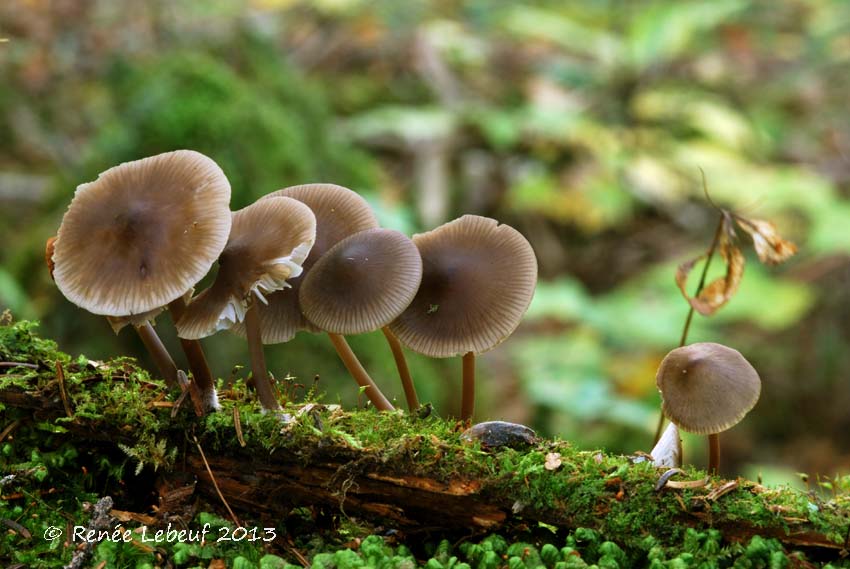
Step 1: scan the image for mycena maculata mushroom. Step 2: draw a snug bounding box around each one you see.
[656,342,761,475]
[299,228,422,411]
[50,150,231,411]
[389,215,537,420]
[177,196,316,411]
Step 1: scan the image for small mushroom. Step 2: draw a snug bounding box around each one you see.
[299,228,423,411]
[656,342,761,474]
[232,184,417,411]
[176,196,316,411]
[50,150,232,410]
[389,215,537,420]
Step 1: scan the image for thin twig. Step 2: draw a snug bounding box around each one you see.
[233,407,246,448]
[0,419,22,443]
[0,362,39,369]
[193,435,241,527]
[55,360,73,418]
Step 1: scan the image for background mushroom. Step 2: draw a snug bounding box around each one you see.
[177,196,316,411]
[655,342,761,474]
[299,228,423,411]
[50,150,232,411]
[389,215,537,420]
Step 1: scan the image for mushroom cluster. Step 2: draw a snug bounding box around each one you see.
[50,152,539,418]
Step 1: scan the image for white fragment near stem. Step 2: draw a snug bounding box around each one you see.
[651,422,682,468]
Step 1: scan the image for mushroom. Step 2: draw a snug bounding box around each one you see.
[47,234,182,390]
[389,215,537,420]
[176,196,316,411]
[231,184,417,411]
[50,150,232,411]
[655,342,761,474]
[299,228,423,411]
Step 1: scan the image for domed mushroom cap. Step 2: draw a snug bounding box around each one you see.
[389,215,538,358]
[176,197,316,339]
[300,228,423,335]
[52,150,232,317]
[656,342,761,435]
[232,183,380,343]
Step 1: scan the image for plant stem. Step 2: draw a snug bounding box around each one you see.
[134,323,179,388]
[327,333,394,411]
[244,300,281,411]
[708,433,720,475]
[168,297,218,413]
[461,352,475,421]
[653,214,726,444]
[381,326,419,411]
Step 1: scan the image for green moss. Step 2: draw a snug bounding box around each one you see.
[2,319,850,567]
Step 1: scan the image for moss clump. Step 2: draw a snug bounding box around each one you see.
[2,319,850,567]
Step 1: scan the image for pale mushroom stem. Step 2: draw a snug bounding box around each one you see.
[381,326,419,411]
[134,323,179,389]
[168,297,218,413]
[327,333,394,411]
[461,351,475,421]
[708,433,720,475]
[244,300,281,411]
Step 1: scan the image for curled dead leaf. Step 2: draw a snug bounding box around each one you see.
[675,231,744,316]
[735,217,797,266]
[544,452,562,471]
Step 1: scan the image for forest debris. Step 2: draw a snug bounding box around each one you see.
[706,480,739,501]
[545,452,562,471]
[461,421,537,449]
[676,216,744,316]
[66,496,114,569]
[110,509,157,525]
[233,406,246,447]
[650,423,682,468]
[55,360,73,418]
[735,216,797,265]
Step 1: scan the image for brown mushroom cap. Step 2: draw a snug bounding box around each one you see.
[176,196,316,339]
[389,215,538,358]
[300,228,423,335]
[231,183,379,342]
[52,150,232,317]
[656,342,761,435]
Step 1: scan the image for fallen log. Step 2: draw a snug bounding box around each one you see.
[1,320,849,563]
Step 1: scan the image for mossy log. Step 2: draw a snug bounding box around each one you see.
[2,321,850,563]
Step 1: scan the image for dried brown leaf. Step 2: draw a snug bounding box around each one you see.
[736,217,797,265]
[675,229,745,316]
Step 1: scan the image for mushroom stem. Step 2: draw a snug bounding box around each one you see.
[461,351,475,421]
[134,323,179,389]
[327,333,394,411]
[708,433,721,475]
[168,298,218,412]
[381,326,419,411]
[244,300,281,411]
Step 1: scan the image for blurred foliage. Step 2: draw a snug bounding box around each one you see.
[2,0,850,482]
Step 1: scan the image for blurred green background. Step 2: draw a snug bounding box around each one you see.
[2,0,849,485]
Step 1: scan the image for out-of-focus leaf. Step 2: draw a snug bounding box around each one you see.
[500,6,621,66]
[633,89,754,150]
[0,267,28,315]
[807,202,850,254]
[626,0,746,70]
[625,154,686,204]
[345,106,456,144]
[674,142,835,215]
[735,216,798,265]
[675,225,745,316]
[526,277,594,323]
[514,332,655,430]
